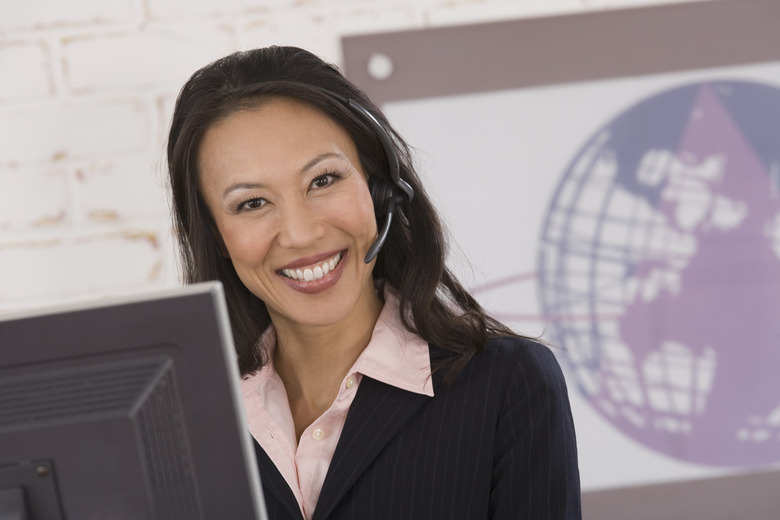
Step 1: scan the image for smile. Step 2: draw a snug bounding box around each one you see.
[281,251,343,282]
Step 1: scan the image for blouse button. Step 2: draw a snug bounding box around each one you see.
[345,376,356,389]
[312,428,325,441]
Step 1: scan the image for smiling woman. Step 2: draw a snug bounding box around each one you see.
[166,46,581,520]
[197,99,381,336]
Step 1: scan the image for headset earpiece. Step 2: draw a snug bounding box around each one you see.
[369,178,394,219]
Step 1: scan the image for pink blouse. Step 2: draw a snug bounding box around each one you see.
[241,290,434,520]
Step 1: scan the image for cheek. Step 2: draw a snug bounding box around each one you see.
[338,192,378,237]
[218,222,272,267]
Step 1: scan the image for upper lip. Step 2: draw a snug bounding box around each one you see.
[278,249,345,271]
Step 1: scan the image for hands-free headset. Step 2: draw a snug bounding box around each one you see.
[307,86,414,263]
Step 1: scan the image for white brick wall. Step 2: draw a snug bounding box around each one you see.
[0,0,712,312]
[0,165,69,230]
[0,41,52,101]
[62,25,235,93]
[0,228,170,304]
[0,0,138,31]
[0,99,151,164]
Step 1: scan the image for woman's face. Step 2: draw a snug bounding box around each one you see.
[198,97,380,333]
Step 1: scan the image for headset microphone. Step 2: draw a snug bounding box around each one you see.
[307,85,414,263]
[363,195,395,264]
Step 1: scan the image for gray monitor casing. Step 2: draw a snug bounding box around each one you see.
[0,282,267,520]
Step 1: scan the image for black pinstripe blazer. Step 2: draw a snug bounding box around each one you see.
[253,336,581,519]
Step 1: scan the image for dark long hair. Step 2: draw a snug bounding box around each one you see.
[167,46,519,382]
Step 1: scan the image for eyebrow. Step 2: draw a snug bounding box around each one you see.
[222,181,264,199]
[302,152,345,172]
[221,152,347,199]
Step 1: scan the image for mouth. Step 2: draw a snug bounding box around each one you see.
[280,251,344,282]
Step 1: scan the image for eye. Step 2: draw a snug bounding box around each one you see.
[235,197,267,213]
[310,171,345,190]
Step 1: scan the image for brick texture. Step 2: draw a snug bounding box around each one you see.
[0,100,151,166]
[0,166,70,231]
[63,26,235,93]
[0,229,166,307]
[0,0,138,32]
[0,41,53,101]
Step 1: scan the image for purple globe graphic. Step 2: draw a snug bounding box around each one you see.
[538,80,780,467]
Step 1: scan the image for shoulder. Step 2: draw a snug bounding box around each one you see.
[487,336,567,381]
[483,336,571,408]
[484,335,560,364]
[462,336,566,384]
[431,335,569,399]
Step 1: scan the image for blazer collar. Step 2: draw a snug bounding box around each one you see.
[312,375,432,520]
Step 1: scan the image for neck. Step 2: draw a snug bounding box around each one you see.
[270,286,383,440]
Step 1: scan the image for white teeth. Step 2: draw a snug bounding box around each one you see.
[282,252,342,282]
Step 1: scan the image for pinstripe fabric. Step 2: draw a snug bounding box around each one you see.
[253,337,581,519]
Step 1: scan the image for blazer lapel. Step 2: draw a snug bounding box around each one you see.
[253,440,304,520]
[312,376,431,520]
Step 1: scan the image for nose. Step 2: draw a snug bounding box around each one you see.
[275,198,326,249]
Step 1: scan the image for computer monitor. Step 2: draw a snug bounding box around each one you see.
[0,282,268,520]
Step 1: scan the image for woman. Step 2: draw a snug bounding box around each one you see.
[168,46,581,519]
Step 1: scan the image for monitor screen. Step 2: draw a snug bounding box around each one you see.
[0,282,268,520]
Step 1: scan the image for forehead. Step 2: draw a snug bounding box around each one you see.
[205,96,353,152]
[197,97,359,183]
